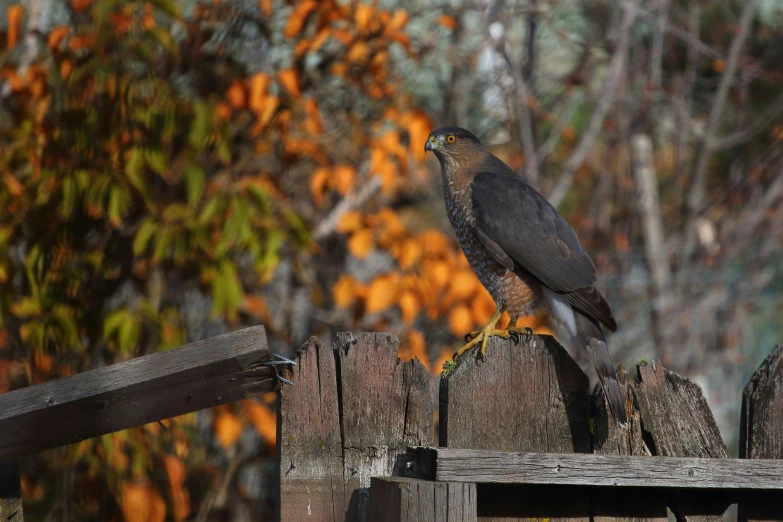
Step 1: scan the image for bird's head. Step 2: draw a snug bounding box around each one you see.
[424,126,483,166]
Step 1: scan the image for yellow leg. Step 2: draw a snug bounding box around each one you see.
[454,309,507,360]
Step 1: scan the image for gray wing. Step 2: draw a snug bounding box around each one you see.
[471,169,617,332]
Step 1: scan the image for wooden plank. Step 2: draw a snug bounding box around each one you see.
[279,333,434,522]
[439,334,591,522]
[278,337,345,522]
[0,326,275,460]
[591,367,661,522]
[369,477,476,522]
[0,460,23,522]
[439,335,591,453]
[413,447,783,490]
[739,345,783,522]
[632,360,730,522]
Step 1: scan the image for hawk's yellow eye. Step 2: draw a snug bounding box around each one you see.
[446,135,456,143]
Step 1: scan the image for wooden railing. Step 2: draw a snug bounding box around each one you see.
[1,327,781,522]
[279,334,783,522]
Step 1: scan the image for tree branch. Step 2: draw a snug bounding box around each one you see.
[548,0,638,208]
[680,0,759,261]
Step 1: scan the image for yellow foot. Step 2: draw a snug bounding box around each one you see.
[454,329,512,360]
[464,326,533,344]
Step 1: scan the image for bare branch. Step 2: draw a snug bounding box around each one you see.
[681,0,760,261]
[536,93,581,162]
[313,176,382,240]
[650,0,671,89]
[709,93,783,150]
[548,0,638,208]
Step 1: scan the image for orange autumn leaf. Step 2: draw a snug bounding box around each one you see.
[397,238,421,269]
[347,42,371,64]
[470,291,496,327]
[245,399,276,448]
[278,69,301,98]
[365,275,398,314]
[242,294,269,321]
[120,482,166,522]
[712,59,725,73]
[437,15,458,30]
[448,271,477,301]
[333,274,359,308]
[310,167,330,205]
[337,211,363,234]
[214,411,243,448]
[399,330,429,371]
[399,290,420,324]
[387,9,409,32]
[348,229,373,258]
[7,5,24,51]
[69,33,96,51]
[248,73,270,113]
[163,456,190,522]
[303,98,323,134]
[226,80,246,109]
[331,165,356,195]
[284,0,317,38]
[259,0,272,17]
[448,305,472,336]
[70,0,92,14]
[354,3,373,33]
[3,173,24,197]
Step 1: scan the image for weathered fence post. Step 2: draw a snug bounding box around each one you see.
[279,333,434,522]
[438,335,736,521]
[739,345,783,522]
[0,460,23,522]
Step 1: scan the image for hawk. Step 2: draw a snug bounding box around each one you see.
[425,126,626,425]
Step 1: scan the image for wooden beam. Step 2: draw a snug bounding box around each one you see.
[412,447,783,490]
[369,477,477,522]
[0,326,275,460]
[0,460,23,522]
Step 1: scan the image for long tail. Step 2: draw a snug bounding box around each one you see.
[572,310,627,425]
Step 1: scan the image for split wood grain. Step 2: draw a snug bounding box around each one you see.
[279,332,434,522]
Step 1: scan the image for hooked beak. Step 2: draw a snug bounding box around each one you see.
[425,136,436,152]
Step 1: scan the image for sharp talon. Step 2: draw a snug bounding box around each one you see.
[509,331,520,344]
[464,333,471,343]
[273,353,297,365]
[277,375,294,386]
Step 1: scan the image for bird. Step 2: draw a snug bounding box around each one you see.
[425,126,627,425]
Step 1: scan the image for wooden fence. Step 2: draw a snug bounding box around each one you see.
[0,327,780,521]
[279,334,783,522]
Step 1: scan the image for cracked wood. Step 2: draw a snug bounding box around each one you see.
[279,332,434,522]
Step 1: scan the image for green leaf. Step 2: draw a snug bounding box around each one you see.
[61,177,76,218]
[133,218,158,255]
[11,297,42,318]
[107,186,130,227]
[189,102,211,151]
[148,0,180,19]
[162,203,189,223]
[144,149,167,176]
[125,148,149,198]
[184,166,205,207]
[152,228,172,262]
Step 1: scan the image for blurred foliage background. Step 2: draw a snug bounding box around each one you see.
[1,0,782,520]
